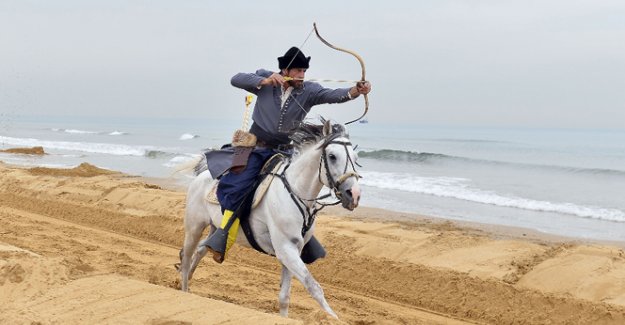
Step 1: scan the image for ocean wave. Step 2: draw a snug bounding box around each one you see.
[163,155,200,168]
[145,150,175,158]
[51,128,98,134]
[358,149,625,177]
[430,138,512,144]
[358,149,451,162]
[51,128,129,136]
[0,135,168,157]
[359,171,625,222]
[0,152,70,169]
[179,133,199,140]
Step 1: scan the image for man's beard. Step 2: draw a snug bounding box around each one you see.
[288,80,304,89]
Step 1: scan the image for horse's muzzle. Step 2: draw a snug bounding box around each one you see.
[339,185,361,211]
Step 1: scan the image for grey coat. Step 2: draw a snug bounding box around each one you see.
[231,69,352,137]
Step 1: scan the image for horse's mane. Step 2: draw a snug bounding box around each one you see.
[289,118,347,150]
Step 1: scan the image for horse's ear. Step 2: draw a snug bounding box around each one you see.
[322,120,332,137]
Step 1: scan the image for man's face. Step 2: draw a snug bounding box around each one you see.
[284,68,306,89]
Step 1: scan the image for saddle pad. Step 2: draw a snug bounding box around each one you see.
[252,158,285,208]
[206,182,220,205]
[204,155,286,208]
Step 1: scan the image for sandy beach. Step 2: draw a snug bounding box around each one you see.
[2,159,625,324]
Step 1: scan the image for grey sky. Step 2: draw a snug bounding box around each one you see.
[1,0,624,128]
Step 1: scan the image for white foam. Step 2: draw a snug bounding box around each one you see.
[63,129,99,134]
[51,128,128,136]
[163,155,199,168]
[360,171,625,222]
[179,133,199,140]
[34,162,75,168]
[0,135,155,156]
[0,154,71,169]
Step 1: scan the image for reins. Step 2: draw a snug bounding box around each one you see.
[270,162,338,237]
[267,136,360,237]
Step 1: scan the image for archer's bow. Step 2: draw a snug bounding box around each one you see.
[313,23,369,125]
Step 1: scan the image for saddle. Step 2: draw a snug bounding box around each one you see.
[205,153,284,256]
[204,152,326,264]
[205,153,286,208]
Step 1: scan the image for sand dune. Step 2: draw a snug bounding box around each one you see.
[2,161,625,324]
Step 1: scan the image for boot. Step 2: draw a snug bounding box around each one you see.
[301,235,326,264]
[203,209,240,263]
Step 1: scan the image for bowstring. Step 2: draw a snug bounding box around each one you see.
[283,27,316,117]
[284,27,315,71]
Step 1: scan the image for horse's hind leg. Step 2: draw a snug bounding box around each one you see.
[277,244,338,318]
[180,222,207,292]
[279,264,293,317]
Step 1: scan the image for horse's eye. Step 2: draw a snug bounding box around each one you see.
[328,154,337,162]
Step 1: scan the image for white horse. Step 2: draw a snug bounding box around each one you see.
[178,120,361,318]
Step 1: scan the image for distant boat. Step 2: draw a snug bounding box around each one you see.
[359,118,369,124]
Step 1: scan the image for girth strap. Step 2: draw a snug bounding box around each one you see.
[240,217,269,255]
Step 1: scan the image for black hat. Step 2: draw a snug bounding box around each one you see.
[277,47,310,69]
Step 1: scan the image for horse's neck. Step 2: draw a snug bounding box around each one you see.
[284,145,323,205]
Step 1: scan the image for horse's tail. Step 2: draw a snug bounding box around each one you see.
[170,154,206,177]
[193,154,208,176]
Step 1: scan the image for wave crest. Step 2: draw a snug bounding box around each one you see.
[358,149,625,177]
[0,135,167,157]
[360,171,625,222]
[179,133,199,140]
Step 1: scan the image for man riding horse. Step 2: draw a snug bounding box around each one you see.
[203,46,372,263]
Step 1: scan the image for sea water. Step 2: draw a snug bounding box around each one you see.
[2,114,625,242]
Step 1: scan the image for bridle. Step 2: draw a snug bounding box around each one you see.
[318,135,361,200]
[268,134,360,237]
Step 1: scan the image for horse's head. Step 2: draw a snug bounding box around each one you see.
[290,119,362,210]
[316,120,361,211]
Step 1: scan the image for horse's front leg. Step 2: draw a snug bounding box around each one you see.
[279,264,293,317]
[275,240,338,319]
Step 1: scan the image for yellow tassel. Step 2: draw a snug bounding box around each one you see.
[219,209,233,228]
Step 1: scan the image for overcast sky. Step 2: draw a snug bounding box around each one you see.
[1,0,624,128]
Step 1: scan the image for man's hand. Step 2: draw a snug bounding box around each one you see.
[356,81,371,95]
[259,73,285,87]
[349,81,371,98]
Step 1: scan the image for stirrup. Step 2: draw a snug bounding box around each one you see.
[201,228,228,264]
